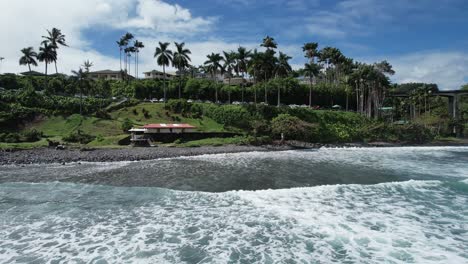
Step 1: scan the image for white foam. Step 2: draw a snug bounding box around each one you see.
[0,180,466,263]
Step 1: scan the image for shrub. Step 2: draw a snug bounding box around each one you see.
[166,99,193,114]
[121,118,133,133]
[63,130,95,144]
[271,114,315,141]
[22,129,42,142]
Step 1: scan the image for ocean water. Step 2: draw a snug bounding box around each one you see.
[0,147,467,263]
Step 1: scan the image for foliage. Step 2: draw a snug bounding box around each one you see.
[63,129,95,144]
[271,114,316,141]
[121,118,133,132]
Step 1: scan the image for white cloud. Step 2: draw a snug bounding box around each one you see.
[365,51,468,90]
[0,0,215,76]
[120,0,215,35]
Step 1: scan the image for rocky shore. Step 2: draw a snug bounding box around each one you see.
[0,145,294,165]
[1,140,467,165]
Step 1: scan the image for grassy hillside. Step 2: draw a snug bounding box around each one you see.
[0,103,229,149]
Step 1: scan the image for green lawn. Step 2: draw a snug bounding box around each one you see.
[110,103,226,132]
[14,103,228,148]
[176,136,248,147]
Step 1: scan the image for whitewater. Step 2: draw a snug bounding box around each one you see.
[0,147,467,263]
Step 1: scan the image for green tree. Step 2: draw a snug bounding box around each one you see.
[19,47,38,72]
[172,42,191,98]
[154,42,173,102]
[71,68,88,115]
[133,40,145,78]
[37,42,57,88]
[204,53,224,102]
[274,52,292,106]
[42,28,67,73]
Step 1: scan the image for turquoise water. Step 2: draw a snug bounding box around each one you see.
[0,147,467,263]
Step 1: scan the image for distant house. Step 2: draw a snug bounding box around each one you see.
[223,77,247,85]
[296,76,314,85]
[129,123,197,145]
[88,70,133,81]
[20,71,45,77]
[143,70,175,80]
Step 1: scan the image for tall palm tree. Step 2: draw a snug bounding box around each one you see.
[247,49,263,104]
[82,60,93,72]
[42,28,67,74]
[37,42,57,87]
[120,33,134,73]
[125,46,136,78]
[222,51,236,103]
[236,46,252,103]
[303,63,321,107]
[116,38,126,71]
[172,42,191,98]
[71,68,87,115]
[204,53,223,102]
[133,40,144,78]
[274,52,292,107]
[154,42,173,102]
[302,42,319,64]
[261,36,278,50]
[19,47,38,72]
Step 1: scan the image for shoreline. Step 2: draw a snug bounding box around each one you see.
[1,141,467,165]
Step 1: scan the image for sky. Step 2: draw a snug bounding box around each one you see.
[1,0,467,90]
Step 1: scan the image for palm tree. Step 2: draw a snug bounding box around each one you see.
[222,51,236,103]
[302,42,319,64]
[204,53,223,102]
[71,68,87,115]
[172,42,191,98]
[37,42,57,87]
[19,47,38,72]
[154,42,173,102]
[261,36,278,50]
[42,28,67,74]
[247,49,263,104]
[236,46,252,103]
[125,46,136,78]
[120,33,134,73]
[116,38,126,71]
[303,63,321,107]
[133,40,144,78]
[274,52,292,107]
[82,60,93,72]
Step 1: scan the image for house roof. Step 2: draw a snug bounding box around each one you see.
[88,70,122,74]
[20,71,44,76]
[143,123,196,129]
[143,70,175,76]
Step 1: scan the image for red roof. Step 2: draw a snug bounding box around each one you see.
[143,123,196,129]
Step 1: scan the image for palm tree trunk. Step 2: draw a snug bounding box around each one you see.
[309,77,312,107]
[28,63,31,72]
[79,82,83,115]
[54,60,58,74]
[163,65,167,102]
[119,48,122,71]
[264,72,268,104]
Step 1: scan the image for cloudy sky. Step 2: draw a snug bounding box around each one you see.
[1,0,467,89]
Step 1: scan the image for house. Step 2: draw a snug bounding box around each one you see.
[88,70,133,81]
[20,71,45,76]
[129,123,197,144]
[143,70,175,80]
[143,123,196,133]
[223,77,247,85]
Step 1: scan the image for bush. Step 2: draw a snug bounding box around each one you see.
[121,118,133,133]
[166,99,193,114]
[271,114,315,141]
[63,130,95,144]
[22,129,42,142]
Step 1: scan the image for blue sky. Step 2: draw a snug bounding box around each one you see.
[2,0,468,89]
